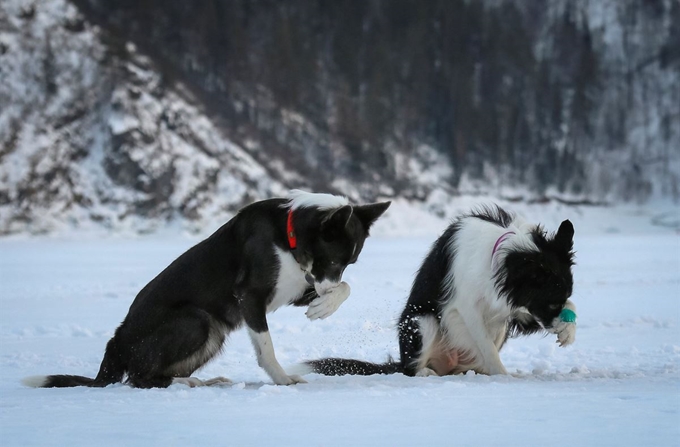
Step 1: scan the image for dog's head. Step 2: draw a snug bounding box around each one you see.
[287,191,390,295]
[498,220,575,329]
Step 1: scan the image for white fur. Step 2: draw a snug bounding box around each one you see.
[287,362,314,377]
[172,376,232,387]
[287,189,349,210]
[436,216,540,375]
[258,247,315,384]
[413,315,446,375]
[312,278,341,296]
[306,281,351,320]
[22,375,48,388]
[415,367,438,377]
[264,246,350,381]
[248,328,307,385]
[172,377,206,387]
[267,247,310,313]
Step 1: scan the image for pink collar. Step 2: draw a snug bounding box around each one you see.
[491,231,515,269]
[492,231,515,256]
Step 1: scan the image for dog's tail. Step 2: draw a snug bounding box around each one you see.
[22,338,125,388]
[22,374,102,388]
[300,357,403,376]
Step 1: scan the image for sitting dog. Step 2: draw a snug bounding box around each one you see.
[24,190,390,388]
[303,205,576,377]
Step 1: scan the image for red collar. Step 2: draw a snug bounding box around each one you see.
[287,210,297,249]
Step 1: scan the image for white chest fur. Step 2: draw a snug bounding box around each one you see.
[267,246,309,313]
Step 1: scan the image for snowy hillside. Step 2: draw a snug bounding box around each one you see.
[1,211,678,445]
[1,0,679,236]
[0,0,457,235]
[0,0,288,235]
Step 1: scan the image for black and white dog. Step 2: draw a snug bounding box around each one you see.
[24,190,390,388]
[304,206,576,377]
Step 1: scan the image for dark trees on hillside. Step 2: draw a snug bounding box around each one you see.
[72,0,679,201]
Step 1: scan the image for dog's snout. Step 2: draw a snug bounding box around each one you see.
[313,279,342,296]
[305,273,314,286]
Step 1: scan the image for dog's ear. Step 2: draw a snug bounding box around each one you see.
[353,201,391,232]
[322,205,353,235]
[554,219,574,251]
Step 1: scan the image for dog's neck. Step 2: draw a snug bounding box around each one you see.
[286,209,312,276]
[286,209,297,249]
[491,231,515,270]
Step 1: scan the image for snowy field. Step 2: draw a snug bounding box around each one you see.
[1,205,679,446]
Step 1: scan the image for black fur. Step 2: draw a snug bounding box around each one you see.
[497,220,575,332]
[468,205,514,228]
[30,194,390,388]
[305,205,575,377]
[396,223,459,376]
[305,358,402,376]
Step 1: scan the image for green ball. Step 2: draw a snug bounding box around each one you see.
[560,308,577,323]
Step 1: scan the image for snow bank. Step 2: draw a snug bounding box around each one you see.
[0,212,677,445]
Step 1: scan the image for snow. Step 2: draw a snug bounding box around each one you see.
[1,206,678,446]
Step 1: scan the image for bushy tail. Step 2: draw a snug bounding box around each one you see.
[304,357,403,376]
[22,374,100,388]
[22,338,125,388]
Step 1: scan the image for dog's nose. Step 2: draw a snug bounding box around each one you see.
[305,273,314,286]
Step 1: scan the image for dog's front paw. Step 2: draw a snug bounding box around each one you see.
[274,374,308,386]
[553,321,576,347]
[415,367,439,377]
[306,282,351,320]
[551,300,576,347]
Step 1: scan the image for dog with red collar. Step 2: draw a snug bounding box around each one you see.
[24,190,390,388]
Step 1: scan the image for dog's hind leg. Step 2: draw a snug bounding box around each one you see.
[90,336,126,386]
[399,314,444,377]
[127,375,174,389]
[123,307,228,388]
[413,315,458,376]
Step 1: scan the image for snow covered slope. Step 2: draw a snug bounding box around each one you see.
[2,0,679,236]
[0,0,458,236]
[1,211,678,446]
[0,0,286,235]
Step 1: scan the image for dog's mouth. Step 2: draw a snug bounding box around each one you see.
[311,278,343,296]
[514,306,555,331]
[537,315,563,332]
[303,267,343,294]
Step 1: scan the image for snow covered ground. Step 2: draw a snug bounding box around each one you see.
[1,204,678,446]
